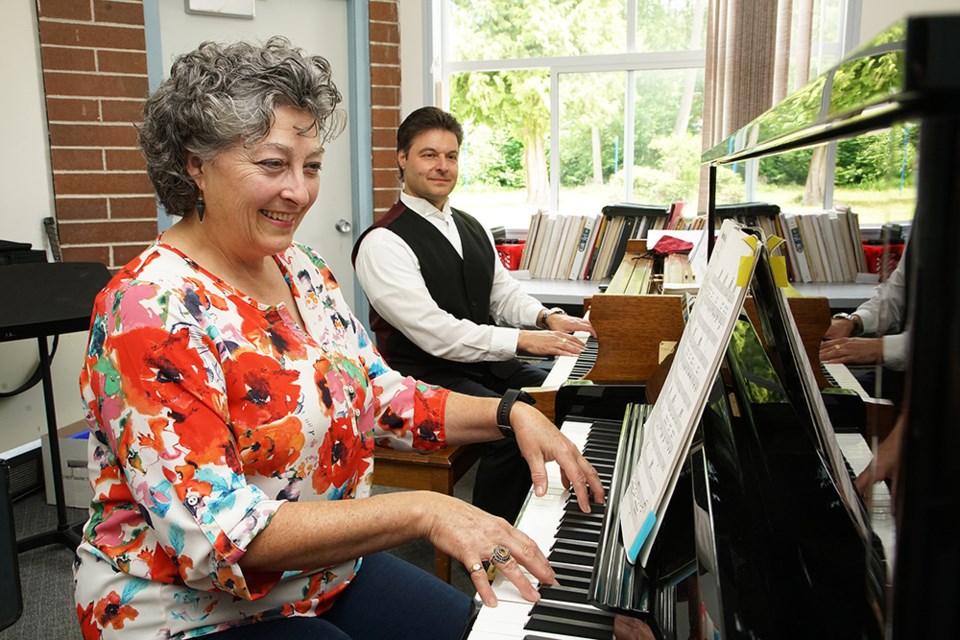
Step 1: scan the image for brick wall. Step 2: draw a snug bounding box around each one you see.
[369,0,402,219]
[34,0,402,266]
[37,0,155,268]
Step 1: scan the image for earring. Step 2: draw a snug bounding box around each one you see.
[196,196,205,222]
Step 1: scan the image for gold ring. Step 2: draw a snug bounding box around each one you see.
[561,338,567,344]
[491,544,512,564]
[834,344,841,351]
[470,562,484,573]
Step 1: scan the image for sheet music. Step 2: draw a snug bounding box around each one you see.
[619,220,760,566]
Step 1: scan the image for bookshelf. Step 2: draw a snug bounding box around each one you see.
[701,14,960,637]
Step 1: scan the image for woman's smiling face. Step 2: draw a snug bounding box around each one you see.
[187,105,324,260]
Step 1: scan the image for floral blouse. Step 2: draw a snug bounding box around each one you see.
[75,241,449,639]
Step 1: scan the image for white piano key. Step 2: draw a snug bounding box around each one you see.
[823,362,870,399]
[542,331,592,387]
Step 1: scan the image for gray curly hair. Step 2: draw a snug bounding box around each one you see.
[138,36,344,217]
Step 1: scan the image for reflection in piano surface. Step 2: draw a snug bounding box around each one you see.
[467,315,888,640]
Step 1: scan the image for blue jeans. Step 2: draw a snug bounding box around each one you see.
[208,552,473,639]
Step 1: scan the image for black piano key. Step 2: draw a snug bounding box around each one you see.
[560,511,604,526]
[548,548,594,566]
[538,584,591,604]
[525,610,614,640]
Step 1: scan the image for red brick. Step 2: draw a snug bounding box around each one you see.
[370,65,401,86]
[51,148,103,171]
[110,196,157,219]
[369,1,398,23]
[49,122,138,147]
[369,22,399,45]
[373,188,399,211]
[45,97,101,122]
[112,242,153,266]
[101,99,145,123]
[373,148,399,168]
[93,1,146,26]
[55,197,109,220]
[373,128,398,149]
[44,71,148,99]
[370,43,399,66]
[37,0,92,21]
[373,167,400,188]
[41,46,96,72]
[105,149,146,171]
[61,245,110,264]
[59,219,157,245]
[39,22,145,50]
[371,108,400,129]
[371,85,399,106]
[97,49,147,74]
[54,171,153,196]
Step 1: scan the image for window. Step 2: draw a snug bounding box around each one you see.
[433,0,871,230]
[436,0,708,229]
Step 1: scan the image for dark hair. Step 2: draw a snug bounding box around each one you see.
[396,107,463,155]
[138,36,344,217]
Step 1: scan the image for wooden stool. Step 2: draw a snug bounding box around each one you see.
[373,444,481,582]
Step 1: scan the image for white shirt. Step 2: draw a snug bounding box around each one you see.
[855,251,909,370]
[354,192,544,363]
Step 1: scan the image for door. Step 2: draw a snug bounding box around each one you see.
[154,0,358,307]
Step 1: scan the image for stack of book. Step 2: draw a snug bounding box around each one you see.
[714,202,870,284]
[778,206,870,283]
[518,203,670,280]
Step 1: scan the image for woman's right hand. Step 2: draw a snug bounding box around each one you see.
[418,492,554,607]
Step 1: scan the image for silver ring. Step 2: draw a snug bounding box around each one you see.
[491,544,512,564]
[470,562,484,573]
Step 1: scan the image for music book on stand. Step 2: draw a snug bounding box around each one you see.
[619,219,762,566]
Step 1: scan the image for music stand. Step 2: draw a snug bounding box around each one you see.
[0,262,110,552]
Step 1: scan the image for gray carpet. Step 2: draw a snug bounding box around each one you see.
[2,465,479,639]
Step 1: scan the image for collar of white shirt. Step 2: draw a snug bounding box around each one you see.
[400,191,454,223]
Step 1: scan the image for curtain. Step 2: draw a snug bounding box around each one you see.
[699,0,814,211]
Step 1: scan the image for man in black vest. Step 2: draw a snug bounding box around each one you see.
[352,107,593,523]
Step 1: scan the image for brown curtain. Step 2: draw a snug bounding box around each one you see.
[699,0,810,211]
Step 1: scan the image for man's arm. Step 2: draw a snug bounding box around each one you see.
[355,228,520,362]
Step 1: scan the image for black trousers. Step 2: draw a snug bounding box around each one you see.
[415,360,548,525]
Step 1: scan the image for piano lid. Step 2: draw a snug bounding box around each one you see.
[701,14,960,165]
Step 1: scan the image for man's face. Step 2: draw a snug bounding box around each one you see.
[398,128,459,210]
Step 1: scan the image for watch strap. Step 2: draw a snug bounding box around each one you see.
[495,389,536,438]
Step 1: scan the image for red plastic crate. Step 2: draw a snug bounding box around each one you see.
[495,242,526,270]
[862,243,905,280]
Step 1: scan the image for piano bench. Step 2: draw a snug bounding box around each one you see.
[373,444,481,582]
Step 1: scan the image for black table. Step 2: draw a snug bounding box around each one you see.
[0,262,111,552]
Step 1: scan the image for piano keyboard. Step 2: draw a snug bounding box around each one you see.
[822,362,870,399]
[468,419,624,640]
[542,332,595,387]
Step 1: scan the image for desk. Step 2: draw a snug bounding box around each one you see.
[0,262,111,552]
[515,277,602,307]
[791,281,877,310]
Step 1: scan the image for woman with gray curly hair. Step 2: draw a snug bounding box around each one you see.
[75,37,604,639]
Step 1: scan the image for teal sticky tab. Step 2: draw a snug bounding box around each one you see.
[625,512,657,564]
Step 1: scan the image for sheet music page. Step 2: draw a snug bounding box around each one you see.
[619,220,760,565]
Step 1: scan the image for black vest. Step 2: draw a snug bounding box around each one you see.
[352,201,499,380]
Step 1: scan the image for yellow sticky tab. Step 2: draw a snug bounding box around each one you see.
[784,283,802,298]
[771,255,789,287]
[736,256,754,286]
[767,235,785,252]
[743,235,759,250]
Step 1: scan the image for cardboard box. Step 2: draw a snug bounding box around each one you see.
[40,420,92,509]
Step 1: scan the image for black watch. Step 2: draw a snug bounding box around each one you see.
[496,389,536,438]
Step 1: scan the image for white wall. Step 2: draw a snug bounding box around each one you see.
[860,0,957,43]
[0,2,87,455]
[399,0,428,118]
